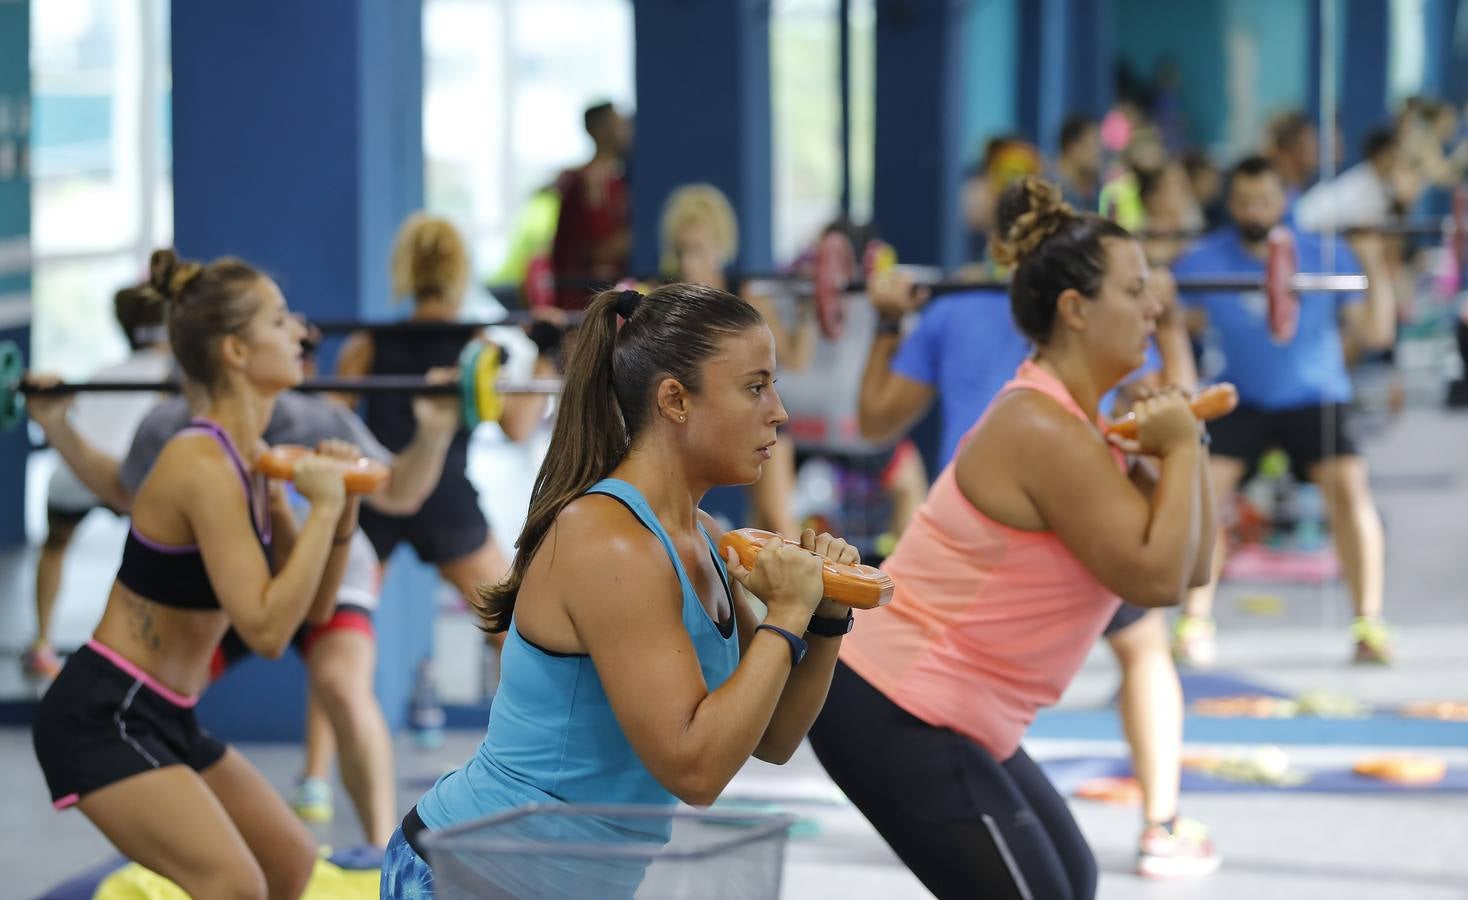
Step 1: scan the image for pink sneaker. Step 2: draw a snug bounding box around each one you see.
[1137,817,1222,879]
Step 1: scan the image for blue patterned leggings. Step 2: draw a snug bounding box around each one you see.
[380,826,436,899]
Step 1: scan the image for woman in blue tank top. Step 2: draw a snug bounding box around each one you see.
[382,283,865,899]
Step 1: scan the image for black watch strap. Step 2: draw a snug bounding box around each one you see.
[806,609,855,638]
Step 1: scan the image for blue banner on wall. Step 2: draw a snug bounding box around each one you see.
[0,0,31,546]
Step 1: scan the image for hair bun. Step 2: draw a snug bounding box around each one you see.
[991,177,1077,268]
[147,248,204,301]
[147,249,178,293]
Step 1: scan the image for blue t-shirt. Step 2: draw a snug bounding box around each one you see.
[1173,227,1361,410]
[890,291,1029,469]
[891,291,1164,469]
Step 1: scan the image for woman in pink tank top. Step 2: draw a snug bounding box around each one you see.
[809,178,1217,900]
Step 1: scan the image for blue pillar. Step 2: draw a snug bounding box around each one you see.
[1424,0,1460,100]
[630,0,772,275]
[1307,0,1323,124]
[1018,0,1113,155]
[874,0,970,269]
[1340,0,1390,166]
[1066,0,1115,125]
[171,1,423,325]
[0,0,30,548]
[172,0,431,740]
[1448,0,1468,106]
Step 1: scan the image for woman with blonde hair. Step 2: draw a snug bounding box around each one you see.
[658,184,811,537]
[336,213,558,608]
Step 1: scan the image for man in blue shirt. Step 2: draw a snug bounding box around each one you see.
[856,230,1219,877]
[1172,155,1396,667]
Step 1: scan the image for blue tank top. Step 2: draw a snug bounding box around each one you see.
[415,478,741,840]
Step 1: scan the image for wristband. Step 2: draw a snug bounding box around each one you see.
[876,317,903,337]
[806,609,854,638]
[756,623,808,668]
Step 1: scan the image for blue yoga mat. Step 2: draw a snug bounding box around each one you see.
[1043,755,1468,796]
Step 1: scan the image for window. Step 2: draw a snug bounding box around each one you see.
[423,0,634,286]
[30,0,171,379]
[770,0,874,263]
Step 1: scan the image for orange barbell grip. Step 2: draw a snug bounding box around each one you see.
[257,444,391,495]
[717,528,894,610]
[1105,383,1239,440]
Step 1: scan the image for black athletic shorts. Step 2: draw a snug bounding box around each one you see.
[33,642,226,809]
[359,472,490,565]
[1207,402,1360,482]
[1102,601,1148,637]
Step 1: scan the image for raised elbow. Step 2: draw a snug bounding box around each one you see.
[1132,575,1186,608]
[252,636,289,661]
[236,622,291,660]
[857,404,898,444]
[753,741,799,766]
[669,773,722,809]
[662,755,738,808]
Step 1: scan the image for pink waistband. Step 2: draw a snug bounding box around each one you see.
[86,639,199,708]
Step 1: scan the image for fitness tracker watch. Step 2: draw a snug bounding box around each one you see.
[756,623,808,668]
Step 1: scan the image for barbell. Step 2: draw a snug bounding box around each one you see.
[489,224,1370,346]
[0,339,563,435]
[803,226,1365,344]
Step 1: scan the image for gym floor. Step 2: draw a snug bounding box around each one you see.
[3,351,1467,899]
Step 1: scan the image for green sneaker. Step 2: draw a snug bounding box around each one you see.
[1171,615,1218,669]
[291,777,334,824]
[1351,617,1393,665]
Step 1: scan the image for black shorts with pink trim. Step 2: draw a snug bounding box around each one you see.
[33,641,226,809]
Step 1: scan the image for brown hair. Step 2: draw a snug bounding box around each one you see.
[475,282,765,632]
[992,177,1133,344]
[114,278,168,352]
[151,248,267,390]
[390,213,470,304]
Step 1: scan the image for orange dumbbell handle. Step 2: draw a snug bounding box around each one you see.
[1106,383,1239,440]
[717,528,894,610]
[257,445,391,496]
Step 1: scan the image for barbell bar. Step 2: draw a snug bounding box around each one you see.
[11,376,565,397]
[0,339,563,435]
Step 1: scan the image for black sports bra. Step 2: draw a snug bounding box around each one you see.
[116,419,271,610]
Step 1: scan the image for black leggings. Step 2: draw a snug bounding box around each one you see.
[809,662,1096,900]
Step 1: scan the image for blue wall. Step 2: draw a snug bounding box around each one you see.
[1226,0,1311,140]
[1113,0,1230,147]
[171,1,423,326]
[964,0,1019,163]
[0,0,30,548]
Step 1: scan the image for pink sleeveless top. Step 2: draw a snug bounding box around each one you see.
[841,360,1127,759]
